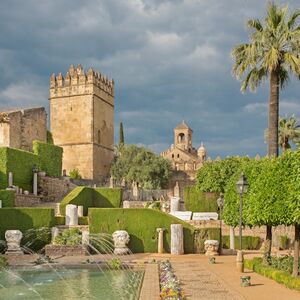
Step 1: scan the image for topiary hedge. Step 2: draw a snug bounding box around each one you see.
[222,235,261,250]
[89,208,196,253]
[94,188,122,208]
[0,208,55,240]
[0,190,15,207]
[245,257,300,291]
[5,147,39,192]
[33,141,63,177]
[184,186,218,212]
[60,187,123,216]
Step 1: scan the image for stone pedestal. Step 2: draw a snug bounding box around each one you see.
[8,172,13,187]
[33,172,38,196]
[174,181,180,198]
[170,197,180,212]
[230,226,235,249]
[236,250,244,273]
[171,224,184,255]
[78,206,84,217]
[157,228,165,254]
[109,176,114,188]
[55,203,61,216]
[51,227,59,243]
[0,200,2,208]
[112,230,130,255]
[132,181,139,200]
[82,231,89,246]
[204,240,219,256]
[5,230,24,255]
[65,204,78,226]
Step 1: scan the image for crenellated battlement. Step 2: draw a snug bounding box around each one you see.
[50,64,114,98]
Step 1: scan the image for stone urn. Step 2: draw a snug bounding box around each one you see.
[112,230,130,255]
[5,230,24,255]
[204,240,219,256]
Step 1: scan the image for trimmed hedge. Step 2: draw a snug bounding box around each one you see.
[184,186,218,212]
[6,147,39,192]
[54,216,88,226]
[94,188,123,208]
[89,208,196,253]
[60,187,123,216]
[0,189,15,207]
[33,141,63,177]
[0,208,55,240]
[245,257,300,291]
[222,235,261,250]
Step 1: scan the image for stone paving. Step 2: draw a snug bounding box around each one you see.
[171,261,243,300]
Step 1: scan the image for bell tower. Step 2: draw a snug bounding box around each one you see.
[174,121,193,151]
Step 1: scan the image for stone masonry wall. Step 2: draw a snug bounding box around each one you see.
[39,176,77,202]
[15,194,41,207]
[0,107,47,151]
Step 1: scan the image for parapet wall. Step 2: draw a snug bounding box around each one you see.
[50,64,114,98]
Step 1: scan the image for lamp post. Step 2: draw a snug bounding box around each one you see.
[235,173,249,273]
[217,193,224,255]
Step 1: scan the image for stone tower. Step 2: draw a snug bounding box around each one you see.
[174,121,193,151]
[49,64,114,181]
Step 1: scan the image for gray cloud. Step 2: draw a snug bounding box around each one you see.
[0,0,299,158]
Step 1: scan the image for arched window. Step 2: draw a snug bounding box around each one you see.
[177,154,180,158]
[172,154,174,158]
[178,133,185,143]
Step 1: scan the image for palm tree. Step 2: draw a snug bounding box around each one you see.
[232,2,300,259]
[264,115,300,152]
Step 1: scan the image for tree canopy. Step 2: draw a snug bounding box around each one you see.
[110,144,172,189]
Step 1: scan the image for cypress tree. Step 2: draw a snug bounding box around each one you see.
[119,122,124,146]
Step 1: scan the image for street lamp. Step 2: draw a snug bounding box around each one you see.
[217,193,224,255]
[236,173,249,250]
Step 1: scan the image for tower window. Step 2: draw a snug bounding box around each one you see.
[172,154,174,158]
[178,133,185,143]
[177,154,180,158]
[97,130,101,144]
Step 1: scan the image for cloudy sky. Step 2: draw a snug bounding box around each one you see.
[0,0,299,158]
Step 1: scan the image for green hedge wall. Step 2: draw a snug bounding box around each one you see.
[33,141,63,177]
[89,208,196,253]
[184,186,218,212]
[6,147,39,192]
[0,190,15,207]
[222,235,261,250]
[245,257,300,291]
[94,188,122,208]
[60,187,123,216]
[0,148,8,190]
[0,208,55,240]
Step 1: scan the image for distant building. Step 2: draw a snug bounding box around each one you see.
[161,121,207,180]
[0,107,47,152]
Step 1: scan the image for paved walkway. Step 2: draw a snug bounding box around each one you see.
[137,253,300,300]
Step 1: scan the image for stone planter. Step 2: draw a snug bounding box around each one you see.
[240,275,251,287]
[5,230,24,255]
[45,245,87,256]
[204,240,219,256]
[112,230,130,255]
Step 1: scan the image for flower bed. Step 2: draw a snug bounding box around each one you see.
[159,260,186,300]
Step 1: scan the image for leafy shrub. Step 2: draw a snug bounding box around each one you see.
[145,201,161,210]
[22,227,51,253]
[279,235,289,250]
[107,258,122,270]
[34,255,54,265]
[53,228,82,246]
[69,168,82,179]
[47,131,54,144]
[245,257,300,291]
[267,255,296,274]
[0,255,8,268]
